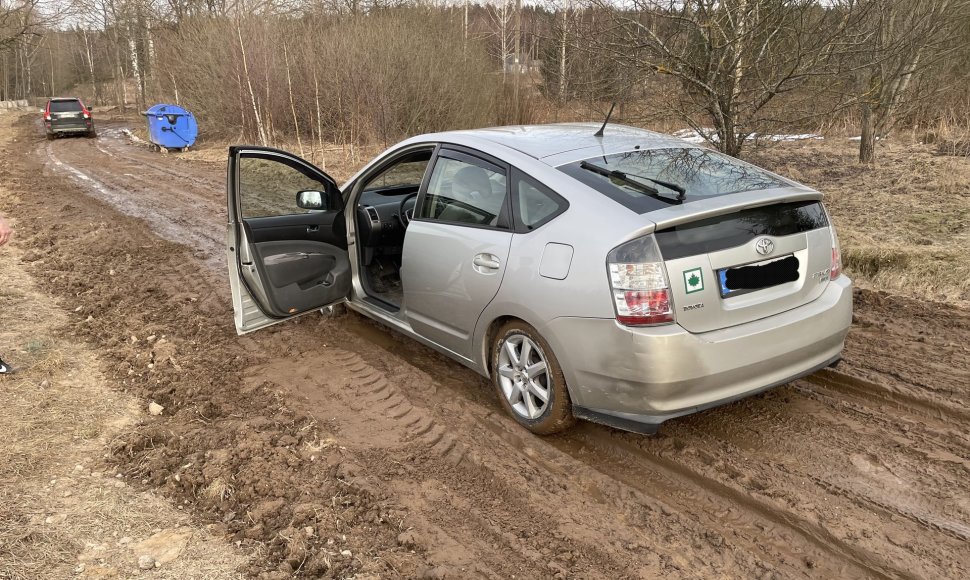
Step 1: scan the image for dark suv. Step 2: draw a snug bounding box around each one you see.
[43,98,96,139]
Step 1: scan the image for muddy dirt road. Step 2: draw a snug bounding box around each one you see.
[4,115,969,578]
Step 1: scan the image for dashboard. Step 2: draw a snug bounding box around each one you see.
[356,186,418,247]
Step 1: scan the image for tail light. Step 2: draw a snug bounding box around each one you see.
[607,235,674,326]
[44,102,51,121]
[81,102,91,119]
[830,228,842,280]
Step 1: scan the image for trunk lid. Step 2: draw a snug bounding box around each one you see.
[48,100,86,128]
[650,190,833,333]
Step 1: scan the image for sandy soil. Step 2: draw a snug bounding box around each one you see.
[2,113,969,578]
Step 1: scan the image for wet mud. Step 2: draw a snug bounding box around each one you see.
[4,117,968,578]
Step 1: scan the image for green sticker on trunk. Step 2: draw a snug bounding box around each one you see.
[683,267,704,294]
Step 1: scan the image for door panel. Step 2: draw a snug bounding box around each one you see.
[227,146,350,334]
[401,149,513,358]
[402,221,512,356]
[251,240,350,315]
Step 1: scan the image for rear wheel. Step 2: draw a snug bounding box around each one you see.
[491,321,575,435]
[87,128,97,138]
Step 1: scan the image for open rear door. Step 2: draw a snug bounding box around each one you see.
[226,146,351,334]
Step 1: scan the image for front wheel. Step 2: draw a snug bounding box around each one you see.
[491,321,575,435]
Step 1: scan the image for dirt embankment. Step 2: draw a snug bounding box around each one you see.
[2,112,969,578]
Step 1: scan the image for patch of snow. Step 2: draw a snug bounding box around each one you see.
[671,128,717,144]
[121,128,149,146]
[671,128,824,144]
[753,133,823,142]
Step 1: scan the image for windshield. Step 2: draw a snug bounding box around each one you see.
[559,147,791,214]
[49,100,83,113]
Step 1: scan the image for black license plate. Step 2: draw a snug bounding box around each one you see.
[718,255,799,298]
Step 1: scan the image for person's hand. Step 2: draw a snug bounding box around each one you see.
[0,215,11,246]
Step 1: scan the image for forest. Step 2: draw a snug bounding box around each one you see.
[2,0,970,162]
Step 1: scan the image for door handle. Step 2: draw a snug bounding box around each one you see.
[306,225,320,233]
[473,254,500,270]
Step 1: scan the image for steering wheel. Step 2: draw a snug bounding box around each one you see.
[398,192,419,228]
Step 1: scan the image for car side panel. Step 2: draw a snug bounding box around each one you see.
[470,151,643,375]
[402,220,513,358]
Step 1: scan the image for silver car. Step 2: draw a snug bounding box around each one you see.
[226,123,852,435]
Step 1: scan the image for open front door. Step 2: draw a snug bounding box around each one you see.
[226,146,351,334]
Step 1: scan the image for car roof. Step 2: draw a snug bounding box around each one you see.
[422,123,690,164]
[48,97,82,102]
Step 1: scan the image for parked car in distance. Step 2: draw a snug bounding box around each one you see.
[43,97,96,139]
[225,123,852,435]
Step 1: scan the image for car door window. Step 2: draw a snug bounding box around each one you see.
[362,154,431,192]
[238,154,333,218]
[419,156,508,228]
[514,173,567,230]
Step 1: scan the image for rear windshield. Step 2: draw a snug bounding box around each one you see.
[49,100,83,113]
[655,201,829,260]
[559,147,790,214]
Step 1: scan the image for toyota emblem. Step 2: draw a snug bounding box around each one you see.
[755,238,774,256]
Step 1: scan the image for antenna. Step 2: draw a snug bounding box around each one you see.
[594,102,616,138]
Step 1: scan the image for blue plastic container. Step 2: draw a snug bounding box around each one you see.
[143,104,198,151]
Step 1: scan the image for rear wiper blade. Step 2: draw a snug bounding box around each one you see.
[580,161,686,203]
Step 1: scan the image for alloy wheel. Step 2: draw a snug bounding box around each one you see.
[497,334,550,420]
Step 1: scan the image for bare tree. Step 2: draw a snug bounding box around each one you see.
[586,0,871,157]
[855,0,970,163]
[0,0,50,51]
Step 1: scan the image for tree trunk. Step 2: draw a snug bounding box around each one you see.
[313,67,325,171]
[283,42,304,157]
[859,101,876,164]
[236,18,267,145]
[558,9,567,102]
[82,30,99,105]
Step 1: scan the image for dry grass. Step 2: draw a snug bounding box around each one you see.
[750,137,970,305]
[112,108,970,306]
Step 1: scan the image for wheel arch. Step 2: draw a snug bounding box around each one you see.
[481,315,520,378]
[479,313,569,388]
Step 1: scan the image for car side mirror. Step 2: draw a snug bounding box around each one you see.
[296,189,339,210]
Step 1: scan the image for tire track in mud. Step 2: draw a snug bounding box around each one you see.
[569,433,898,578]
[649,392,970,577]
[277,348,654,577]
[803,369,970,425]
[95,128,225,191]
[41,130,225,272]
[338,314,969,579]
[795,375,970,462]
[314,327,898,578]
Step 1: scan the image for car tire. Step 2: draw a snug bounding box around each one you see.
[87,129,97,138]
[46,133,54,140]
[491,320,575,435]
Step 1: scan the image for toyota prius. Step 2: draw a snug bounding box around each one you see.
[225,123,852,434]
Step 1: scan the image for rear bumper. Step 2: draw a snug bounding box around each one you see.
[47,121,93,134]
[543,276,853,432]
